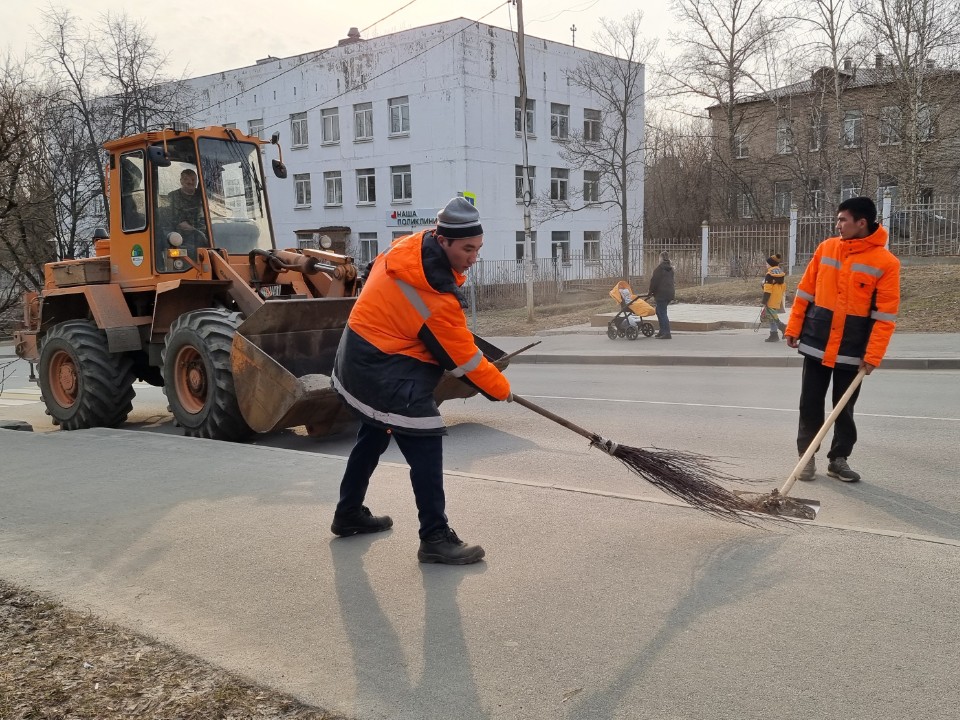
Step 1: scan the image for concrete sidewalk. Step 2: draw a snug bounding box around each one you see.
[2,428,959,720]
[483,303,960,370]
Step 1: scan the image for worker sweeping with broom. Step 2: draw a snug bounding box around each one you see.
[330,197,511,565]
[784,197,901,483]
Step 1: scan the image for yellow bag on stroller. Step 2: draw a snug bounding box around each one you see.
[607,281,656,340]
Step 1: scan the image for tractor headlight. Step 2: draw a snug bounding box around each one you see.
[168,231,184,247]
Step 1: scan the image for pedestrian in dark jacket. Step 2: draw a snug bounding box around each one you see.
[648,251,675,339]
[330,197,512,565]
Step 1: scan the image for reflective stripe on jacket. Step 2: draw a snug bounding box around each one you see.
[331,229,510,434]
[785,226,900,368]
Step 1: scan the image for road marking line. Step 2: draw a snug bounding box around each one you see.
[0,399,37,406]
[527,394,960,422]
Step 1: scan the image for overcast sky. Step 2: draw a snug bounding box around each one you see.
[6,0,675,78]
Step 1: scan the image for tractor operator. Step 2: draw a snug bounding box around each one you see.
[167,168,205,244]
[329,196,512,565]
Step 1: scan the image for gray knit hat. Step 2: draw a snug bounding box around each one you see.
[436,197,483,239]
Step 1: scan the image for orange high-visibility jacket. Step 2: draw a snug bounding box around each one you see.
[786,225,900,368]
[331,229,510,434]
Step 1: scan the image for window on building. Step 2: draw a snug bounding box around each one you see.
[119,151,146,233]
[354,102,373,141]
[391,165,412,202]
[248,119,264,139]
[550,168,569,201]
[515,230,537,261]
[840,175,861,200]
[357,168,376,204]
[879,106,902,145]
[737,192,753,219]
[550,103,569,140]
[515,165,536,201]
[358,232,379,266]
[584,231,601,262]
[388,96,410,135]
[583,170,600,203]
[515,97,535,134]
[773,181,792,217]
[920,187,934,205]
[223,122,237,129]
[294,173,311,207]
[843,110,863,147]
[584,108,601,142]
[809,111,824,152]
[392,231,408,240]
[918,103,936,141]
[291,113,309,147]
[776,119,793,155]
[324,171,342,206]
[551,230,570,262]
[808,179,824,214]
[877,174,899,205]
[733,133,749,159]
[321,108,340,144]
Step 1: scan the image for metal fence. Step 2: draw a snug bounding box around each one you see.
[464,195,960,311]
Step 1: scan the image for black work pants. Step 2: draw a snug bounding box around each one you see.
[336,421,448,539]
[797,357,863,460]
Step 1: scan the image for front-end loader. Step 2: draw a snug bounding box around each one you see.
[14,125,515,442]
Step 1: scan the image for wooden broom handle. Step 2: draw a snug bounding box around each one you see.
[510,393,596,443]
[780,368,867,497]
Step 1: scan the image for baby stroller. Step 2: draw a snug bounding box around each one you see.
[606,281,656,340]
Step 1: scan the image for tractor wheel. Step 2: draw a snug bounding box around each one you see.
[607,323,618,340]
[162,309,253,442]
[626,325,640,341]
[641,322,656,337]
[38,320,136,430]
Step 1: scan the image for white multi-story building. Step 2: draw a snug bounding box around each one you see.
[185,19,644,268]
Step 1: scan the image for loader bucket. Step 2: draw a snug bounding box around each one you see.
[232,297,357,435]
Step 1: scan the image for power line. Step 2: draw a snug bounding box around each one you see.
[256,2,511,132]
[187,0,509,124]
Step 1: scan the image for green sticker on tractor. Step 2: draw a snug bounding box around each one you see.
[131,244,144,267]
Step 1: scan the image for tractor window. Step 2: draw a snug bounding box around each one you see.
[197,137,274,254]
[120,152,146,233]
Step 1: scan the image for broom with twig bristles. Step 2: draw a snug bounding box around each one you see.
[510,394,766,525]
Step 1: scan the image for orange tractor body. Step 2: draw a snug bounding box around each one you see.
[14,126,401,440]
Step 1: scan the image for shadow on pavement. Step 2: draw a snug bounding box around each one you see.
[566,534,787,718]
[330,533,489,719]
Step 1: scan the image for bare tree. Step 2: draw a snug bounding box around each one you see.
[644,113,713,239]
[538,11,653,279]
[859,0,960,203]
[665,0,793,219]
[0,57,56,321]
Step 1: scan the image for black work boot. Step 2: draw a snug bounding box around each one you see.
[827,457,861,483]
[417,527,485,565]
[331,505,393,537]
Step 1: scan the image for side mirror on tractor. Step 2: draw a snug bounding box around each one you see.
[270,131,287,178]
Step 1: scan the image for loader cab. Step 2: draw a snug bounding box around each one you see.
[150,134,276,273]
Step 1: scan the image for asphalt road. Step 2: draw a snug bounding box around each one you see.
[2,358,960,719]
[3,357,959,539]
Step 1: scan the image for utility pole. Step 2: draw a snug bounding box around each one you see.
[516,0,535,321]
[570,24,577,47]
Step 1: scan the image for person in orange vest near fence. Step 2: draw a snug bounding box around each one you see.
[760,253,787,342]
[329,197,512,565]
[784,196,900,483]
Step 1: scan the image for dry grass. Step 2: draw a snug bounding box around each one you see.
[0,581,343,720]
[474,264,960,336]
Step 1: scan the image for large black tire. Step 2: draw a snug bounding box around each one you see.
[38,320,136,430]
[161,309,253,442]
